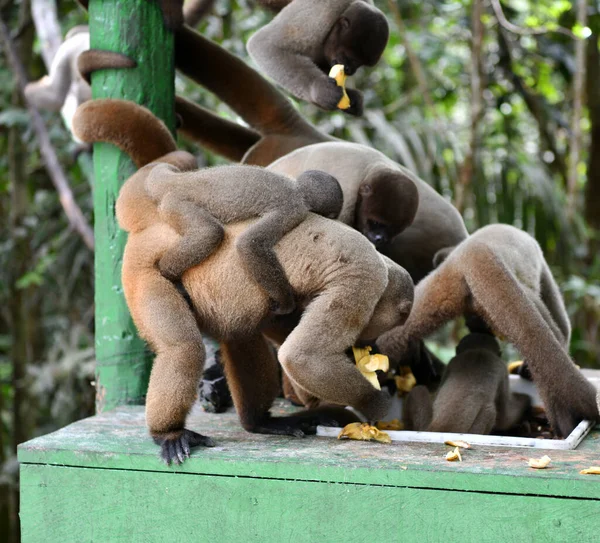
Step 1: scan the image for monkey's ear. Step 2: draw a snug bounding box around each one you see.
[359,183,372,196]
[338,16,351,31]
[432,246,455,268]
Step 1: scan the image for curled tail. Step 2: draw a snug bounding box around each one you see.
[72,98,177,168]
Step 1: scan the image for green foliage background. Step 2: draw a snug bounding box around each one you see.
[0,0,599,539]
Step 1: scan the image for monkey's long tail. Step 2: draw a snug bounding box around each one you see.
[72,99,177,168]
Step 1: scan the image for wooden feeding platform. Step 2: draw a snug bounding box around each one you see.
[18,398,600,542]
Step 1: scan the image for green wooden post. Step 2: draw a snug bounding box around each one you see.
[89,0,175,411]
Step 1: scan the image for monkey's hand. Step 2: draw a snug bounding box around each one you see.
[344,89,364,116]
[269,294,296,316]
[355,389,392,422]
[544,378,599,437]
[153,428,215,465]
[310,78,345,111]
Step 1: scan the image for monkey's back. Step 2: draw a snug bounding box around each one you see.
[182,213,387,341]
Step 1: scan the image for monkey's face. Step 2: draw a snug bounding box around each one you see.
[324,5,389,74]
[356,172,419,247]
[360,257,414,340]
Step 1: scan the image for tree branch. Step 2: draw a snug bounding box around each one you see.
[0,15,94,250]
[567,0,587,216]
[455,0,485,213]
[490,0,577,40]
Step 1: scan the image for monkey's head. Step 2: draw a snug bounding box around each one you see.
[355,168,419,247]
[360,256,414,341]
[323,2,389,75]
[296,169,344,219]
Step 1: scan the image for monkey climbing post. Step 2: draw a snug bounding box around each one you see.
[89,0,175,411]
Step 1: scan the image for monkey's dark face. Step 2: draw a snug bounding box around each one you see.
[323,5,390,74]
[355,171,419,248]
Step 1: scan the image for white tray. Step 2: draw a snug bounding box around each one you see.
[317,375,600,450]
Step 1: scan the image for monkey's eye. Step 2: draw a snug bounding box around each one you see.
[367,219,386,230]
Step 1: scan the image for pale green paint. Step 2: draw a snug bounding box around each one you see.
[19,463,600,543]
[17,404,600,500]
[89,0,175,411]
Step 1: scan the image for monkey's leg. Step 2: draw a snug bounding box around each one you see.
[495,392,531,431]
[464,253,598,436]
[540,262,571,346]
[403,385,433,431]
[278,286,391,421]
[220,334,319,436]
[235,209,305,315]
[377,266,468,364]
[156,197,225,281]
[138,272,215,464]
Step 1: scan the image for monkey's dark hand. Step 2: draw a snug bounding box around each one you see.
[544,378,599,437]
[344,89,364,116]
[153,429,216,465]
[356,389,391,422]
[310,78,345,110]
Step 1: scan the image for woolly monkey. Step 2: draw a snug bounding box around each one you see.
[376,224,598,437]
[247,0,389,115]
[403,334,531,434]
[73,99,415,465]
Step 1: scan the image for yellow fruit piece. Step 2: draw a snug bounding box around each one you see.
[328,64,351,110]
[507,361,524,374]
[446,447,462,462]
[528,455,551,469]
[395,366,417,395]
[338,422,392,444]
[352,346,390,391]
[580,467,600,475]
[444,440,471,449]
[376,419,404,431]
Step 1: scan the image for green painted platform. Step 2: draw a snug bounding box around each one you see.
[18,400,600,542]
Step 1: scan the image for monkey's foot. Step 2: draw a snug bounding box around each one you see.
[153,429,215,465]
[248,413,324,438]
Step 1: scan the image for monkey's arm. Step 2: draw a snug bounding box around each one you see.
[123,231,215,465]
[278,283,392,421]
[462,247,598,436]
[376,264,469,364]
[539,261,571,346]
[247,30,344,109]
[403,385,433,431]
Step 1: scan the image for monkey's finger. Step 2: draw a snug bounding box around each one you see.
[174,440,186,465]
[185,429,216,448]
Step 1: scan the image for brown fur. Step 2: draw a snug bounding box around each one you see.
[247,0,389,114]
[402,385,433,431]
[425,334,530,434]
[376,224,598,437]
[75,99,414,464]
[75,99,343,314]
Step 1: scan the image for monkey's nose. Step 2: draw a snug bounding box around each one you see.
[368,232,386,246]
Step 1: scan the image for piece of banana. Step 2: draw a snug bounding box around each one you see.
[352,346,389,390]
[328,64,351,110]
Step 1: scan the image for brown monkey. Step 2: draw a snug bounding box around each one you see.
[404,334,531,434]
[402,385,433,431]
[268,142,467,282]
[247,0,389,115]
[376,224,598,437]
[74,99,414,464]
[75,100,342,314]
